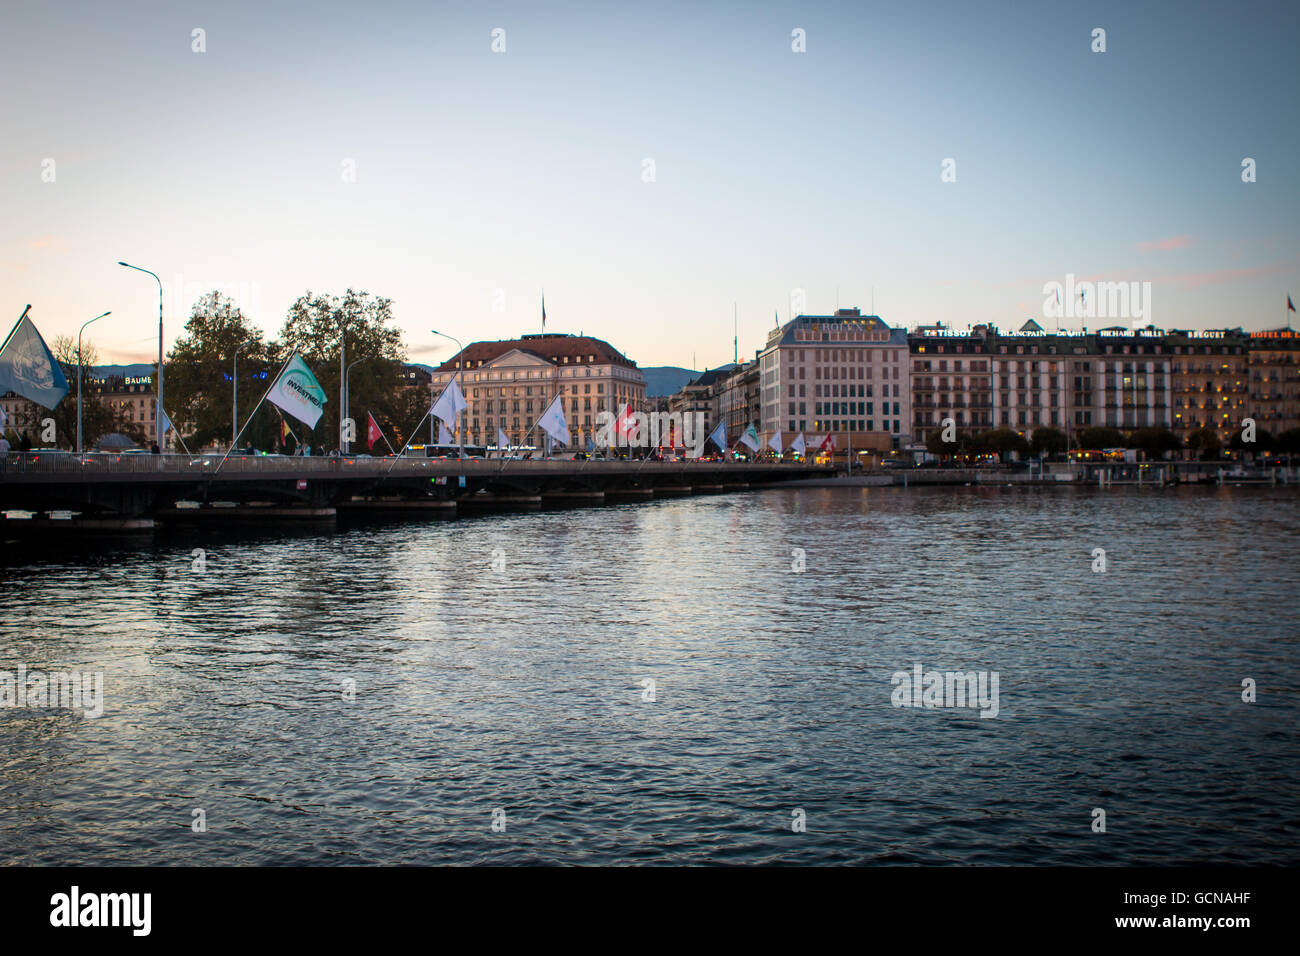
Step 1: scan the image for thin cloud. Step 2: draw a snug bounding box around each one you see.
[1137,235,1194,253]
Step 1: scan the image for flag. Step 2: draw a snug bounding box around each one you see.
[614,403,638,442]
[366,412,382,450]
[537,394,570,445]
[438,420,453,445]
[586,436,595,452]
[707,419,727,451]
[738,424,759,452]
[159,408,173,435]
[497,426,509,450]
[281,417,291,444]
[768,431,783,454]
[792,433,806,455]
[541,293,547,331]
[266,351,327,428]
[431,378,467,426]
[0,312,69,409]
[818,433,836,452]
[1289,295,1296,313]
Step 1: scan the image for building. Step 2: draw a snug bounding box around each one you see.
[90,373,157,441]
[668,364,735,446]
[717,359,761,448]
[2,372,156,447]
[1167,329,1249,444]
[1247,327,1300,436]
[429,333,645,449]
[758,308,911,456]
[910,323,1187,447]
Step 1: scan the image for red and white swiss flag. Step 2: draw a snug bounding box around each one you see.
[367,411,383,451]
[614,403,638,441]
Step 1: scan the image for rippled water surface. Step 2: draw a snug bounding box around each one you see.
[2,486,1297,865]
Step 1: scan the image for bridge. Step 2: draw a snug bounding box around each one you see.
[0,453,835,533]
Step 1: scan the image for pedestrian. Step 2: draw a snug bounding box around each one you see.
[151,442,160,454]
[19,431,32,451]
[0,433,9,455]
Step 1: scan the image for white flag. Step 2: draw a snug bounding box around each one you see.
[497,426,509,449]
[738,424,759,452]
[438,420,453,445]
[792,432,806,455]
[768,431,783,454]
[537,394,570,445]
[431,378,467,426]
[266,352,327,428]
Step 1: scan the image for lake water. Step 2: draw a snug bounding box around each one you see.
[2,485,1297,865]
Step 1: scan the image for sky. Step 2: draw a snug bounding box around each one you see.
[3,0,1298,371]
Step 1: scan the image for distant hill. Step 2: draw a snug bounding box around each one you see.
[90,364,154,379]
[642,366,698,397]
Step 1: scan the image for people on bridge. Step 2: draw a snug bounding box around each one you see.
[19,431,32,451]
[0,434,10,455]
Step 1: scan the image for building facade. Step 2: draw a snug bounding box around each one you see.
[429,333,645,450]
[758,308,911,455]
[1247,328,1300,436]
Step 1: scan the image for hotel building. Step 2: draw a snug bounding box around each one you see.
[1167,330,1250,444]
[429,333,645,449]
[1247,328,1300,435]
[757,309,911,454]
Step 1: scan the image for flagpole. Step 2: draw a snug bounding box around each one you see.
[369,413,397,456]
[165,410,192,456]
[384,406,434,475]
[509,391,560,470]
[213,350,295,475]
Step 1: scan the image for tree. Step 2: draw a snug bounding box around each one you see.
[979,427,1030,460]
[1186,427,1222,459]
[1228,428,1275,451]
[47,335,115,449]
[278,289,407,451]
[1275,428,1300,455]
[926,428,955,458]
[1076,426,1126,450]
[166,292,271,449]
[1127,427,1180,459]
[1030,426,1067,458]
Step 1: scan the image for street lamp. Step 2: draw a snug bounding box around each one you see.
[430,330,464,458]
[344,357,365,454]
[76,311,111,454]
[118,261,164,450]
[232,343,251,449]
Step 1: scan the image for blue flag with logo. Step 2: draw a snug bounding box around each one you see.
[0,313,69,409]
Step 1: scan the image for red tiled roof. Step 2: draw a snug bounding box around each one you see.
[436,334,638,371]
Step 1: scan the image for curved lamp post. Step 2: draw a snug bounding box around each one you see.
[76,311,111,453]
[118,261,164,449]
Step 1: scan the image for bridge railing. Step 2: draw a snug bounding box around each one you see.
[0,452,823,478]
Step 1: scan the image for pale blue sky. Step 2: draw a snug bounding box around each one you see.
[3,0,1297,369]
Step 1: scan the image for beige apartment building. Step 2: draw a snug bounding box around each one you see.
[758,308,911,455]
[429,333,645,449]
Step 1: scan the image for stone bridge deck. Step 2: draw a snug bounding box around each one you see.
[0,453,834,531]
